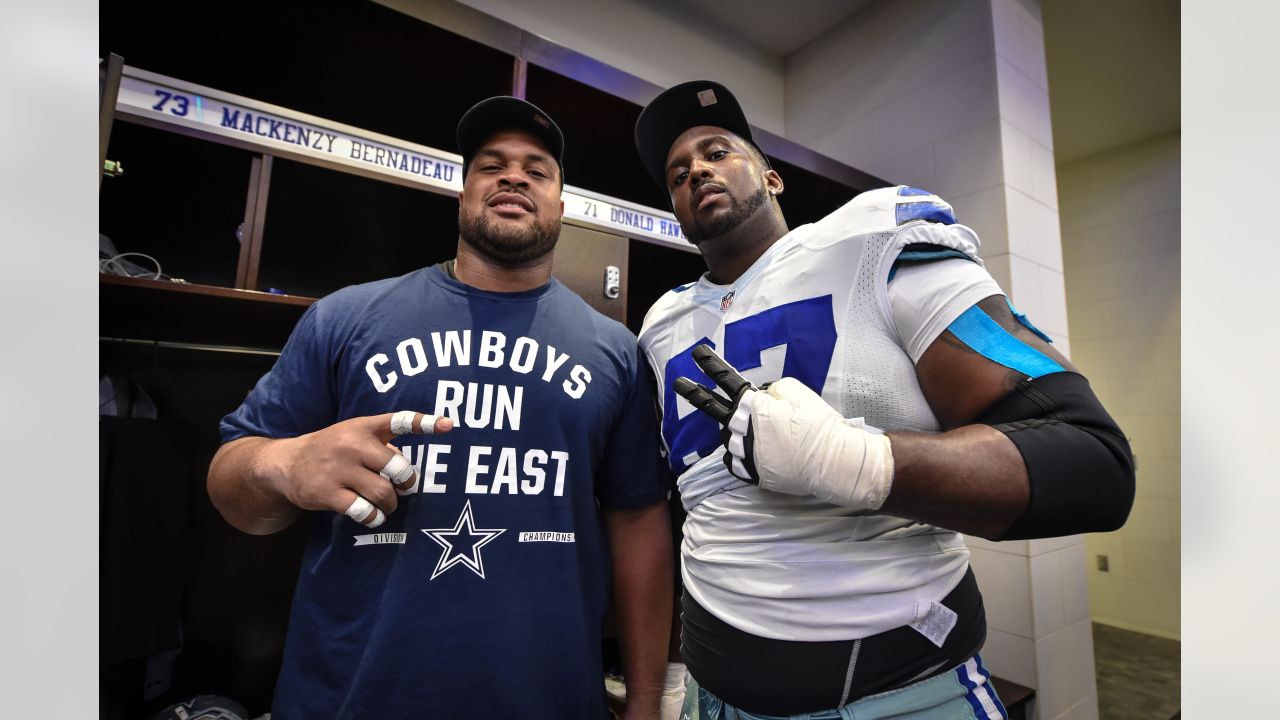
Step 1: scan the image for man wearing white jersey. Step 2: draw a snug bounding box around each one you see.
[633,81,1134,719]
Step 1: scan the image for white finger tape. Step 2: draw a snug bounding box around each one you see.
[419,414,440,434]
[379,452,416,484]
[381,453,418,495]
[391,411,417,436]
[345,496,375,523]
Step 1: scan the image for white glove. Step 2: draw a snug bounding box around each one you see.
[673,345,894,511]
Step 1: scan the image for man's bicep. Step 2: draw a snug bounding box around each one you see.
[220,303,337,442]
[916,295,1076,429]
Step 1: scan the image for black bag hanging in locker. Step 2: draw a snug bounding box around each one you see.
[100,372,188,719]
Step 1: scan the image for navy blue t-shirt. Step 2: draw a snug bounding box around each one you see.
[221,266,670,719]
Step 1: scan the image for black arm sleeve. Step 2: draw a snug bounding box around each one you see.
[975,371,1135,540]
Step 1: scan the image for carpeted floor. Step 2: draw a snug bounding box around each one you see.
[1093,623,1180,719]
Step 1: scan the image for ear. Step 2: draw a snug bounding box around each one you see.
[764,170,783,197]
[457,191,465,205]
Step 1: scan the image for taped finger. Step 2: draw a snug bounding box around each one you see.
[344,495,386,528]
[380,450,419,495]
[417,414,445,434]
[391,411,451,436]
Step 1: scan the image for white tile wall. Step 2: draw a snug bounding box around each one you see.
[1001,120,1059,209]
[1007,253,1047,322]
[994,56,1054,148]
[1030,548,1066,637]
[1033,619,1098,719]
[1035,264,1069,337]
[1061,544,1092,627]
[1056,693,1101,720]
[451,0,787,133]
[983,628,1038,688]
[806,54,1001,182]
[965,534,1029,557]
[1045,331,1071,359]
[785,0,990,120]
[875,141,937,192]
[981,253,1013,294]
[786,0,911,100]
[968,546,1033,637]
[1005,187,1064,271]
[990,0,1048,90]
[949,186,1009,257]
[1029,534,1083,557]
[1031,543,1092,638]
[933,119,1005,199]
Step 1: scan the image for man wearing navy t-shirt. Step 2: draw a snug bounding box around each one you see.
[208,97,673,719]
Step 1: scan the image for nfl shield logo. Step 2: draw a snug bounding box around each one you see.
[720,291,736,312]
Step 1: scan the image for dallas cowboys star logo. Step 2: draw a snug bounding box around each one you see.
[421,500,506,580]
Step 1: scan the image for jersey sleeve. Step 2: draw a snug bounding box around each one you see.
[888,257,1004,364]
[595,346,674,510]
[219,302,339,443]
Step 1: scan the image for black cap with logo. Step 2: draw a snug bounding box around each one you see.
[456,96,565,180]
[634,80,769,190]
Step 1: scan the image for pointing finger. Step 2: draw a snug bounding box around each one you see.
[375,411,455,441]
[390,411,453,436]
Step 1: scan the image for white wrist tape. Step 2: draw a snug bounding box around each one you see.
[379,452,418,494]
[659,662,688,720]
[750,378,895,512]
[344,495,385,527]
[664,661,688,691]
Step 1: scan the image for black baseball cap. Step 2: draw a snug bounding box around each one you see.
[456,96,565,181]
[634,80,769,190]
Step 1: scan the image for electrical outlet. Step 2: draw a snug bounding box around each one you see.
[1096,554,1109,572]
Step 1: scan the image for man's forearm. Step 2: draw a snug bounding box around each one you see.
[207,436,300,535]
[605,501,674,718]
[881,425,1030,539]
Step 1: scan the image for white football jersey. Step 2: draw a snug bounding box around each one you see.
[639,186,1001,642]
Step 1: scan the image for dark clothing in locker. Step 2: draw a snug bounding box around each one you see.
[100,415,189,712]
